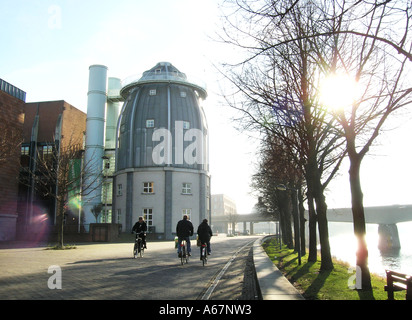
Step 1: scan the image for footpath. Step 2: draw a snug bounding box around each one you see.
[253,236,304,300]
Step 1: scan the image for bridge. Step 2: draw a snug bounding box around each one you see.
[325,205,412,224]
[212,213,273,235]
[212,204,412,249]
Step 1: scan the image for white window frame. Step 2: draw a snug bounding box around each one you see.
[117,209,121,224]
[143,208,153,226]
[183,121,190,130]
[149,89,157,96]
[182,209,191,220]
[143,182,154,194]
[182,183,192,195]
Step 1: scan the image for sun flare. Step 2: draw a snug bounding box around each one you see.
[319,73,359,111]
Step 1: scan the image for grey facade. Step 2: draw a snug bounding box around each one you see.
[114,62,210,240]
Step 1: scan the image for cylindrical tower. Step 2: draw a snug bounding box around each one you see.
[83,65,108,227]
[114,62,210,239]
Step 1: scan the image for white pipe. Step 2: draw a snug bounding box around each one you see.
[106,77,122,149]
[83,65,108,228]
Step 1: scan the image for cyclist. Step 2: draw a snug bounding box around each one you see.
[197,218,213,259]
[176,215,193,257]
[132,216,147,249]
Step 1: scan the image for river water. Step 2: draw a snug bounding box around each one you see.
[327,221,412,278]
[250,220,412,278]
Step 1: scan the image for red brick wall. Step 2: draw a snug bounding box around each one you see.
[0,90,25,239]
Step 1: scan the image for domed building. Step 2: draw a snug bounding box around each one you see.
[112,62,211,240]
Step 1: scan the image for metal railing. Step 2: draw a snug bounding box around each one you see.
[0,78,26,101]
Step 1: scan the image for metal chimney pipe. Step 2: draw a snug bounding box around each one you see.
[83,65,108,228]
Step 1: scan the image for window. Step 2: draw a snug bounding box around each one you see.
[117,209,121,224]
[146,119,154,128]
[149,89,157,96]
[117,184,123,196]
[155,69,161,74]
[143,182,154,193]
[143,208,153,226]
[183,121,190,130]
[42,145,53,155]
[21,146,29,156]
[182,183,192,195]
[182,209,191,220]
[180,91,187,98]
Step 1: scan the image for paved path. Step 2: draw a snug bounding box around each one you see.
[253,237,304,300]
[0,235,303,301]
[0,236,257,300]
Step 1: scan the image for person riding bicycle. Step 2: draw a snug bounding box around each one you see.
[132,216,147,249]
[176,215,193,257]
[197,218,212,259]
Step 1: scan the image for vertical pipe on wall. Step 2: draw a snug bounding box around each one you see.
[106,77,121,149]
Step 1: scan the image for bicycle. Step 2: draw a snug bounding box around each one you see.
[179,239,189,265]
[200,242,208,266]
[133,232,145,258]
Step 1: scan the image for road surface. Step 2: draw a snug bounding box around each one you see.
[0,235,261,300]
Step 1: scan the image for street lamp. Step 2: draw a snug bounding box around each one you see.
[276,184,301,265]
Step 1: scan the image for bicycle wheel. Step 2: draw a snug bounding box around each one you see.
[139,240,144,257]
[133,243,138,259]
[180,244,185,265]
[202,246,207,266]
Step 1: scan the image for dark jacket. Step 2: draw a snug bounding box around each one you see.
[176,218,194,237]
[197,221,213,243]
[132,221,147,234]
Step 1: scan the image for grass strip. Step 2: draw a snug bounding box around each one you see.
[262,237,405,300]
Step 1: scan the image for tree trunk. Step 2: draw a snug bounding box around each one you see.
[57,201,64,248]
[307,193,317,262]
[278,191,293,248]
[349,155,372,290]
[291,189,300,253]
[306,155,333,270]
[315,192,333,270]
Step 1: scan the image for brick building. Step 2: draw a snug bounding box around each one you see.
[0,79,26,241]
[18,100,86,240]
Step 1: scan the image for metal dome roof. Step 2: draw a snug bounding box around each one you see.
[116,62,209,171]
[120,62,207,99]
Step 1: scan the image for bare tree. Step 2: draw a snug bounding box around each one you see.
[217,0,347,270]
[0,124,22,166]
[251,135,299,248]
[91,203,103,223]
[21,138,103,248]
[317,0,412,290]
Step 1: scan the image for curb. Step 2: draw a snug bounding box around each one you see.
[253,236,304,300]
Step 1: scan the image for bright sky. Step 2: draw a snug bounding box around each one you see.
[1,0,258,214]
[1,0,411,212]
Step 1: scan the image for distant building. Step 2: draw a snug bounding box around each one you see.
[0,79,26,241]
[211,194,237,234]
